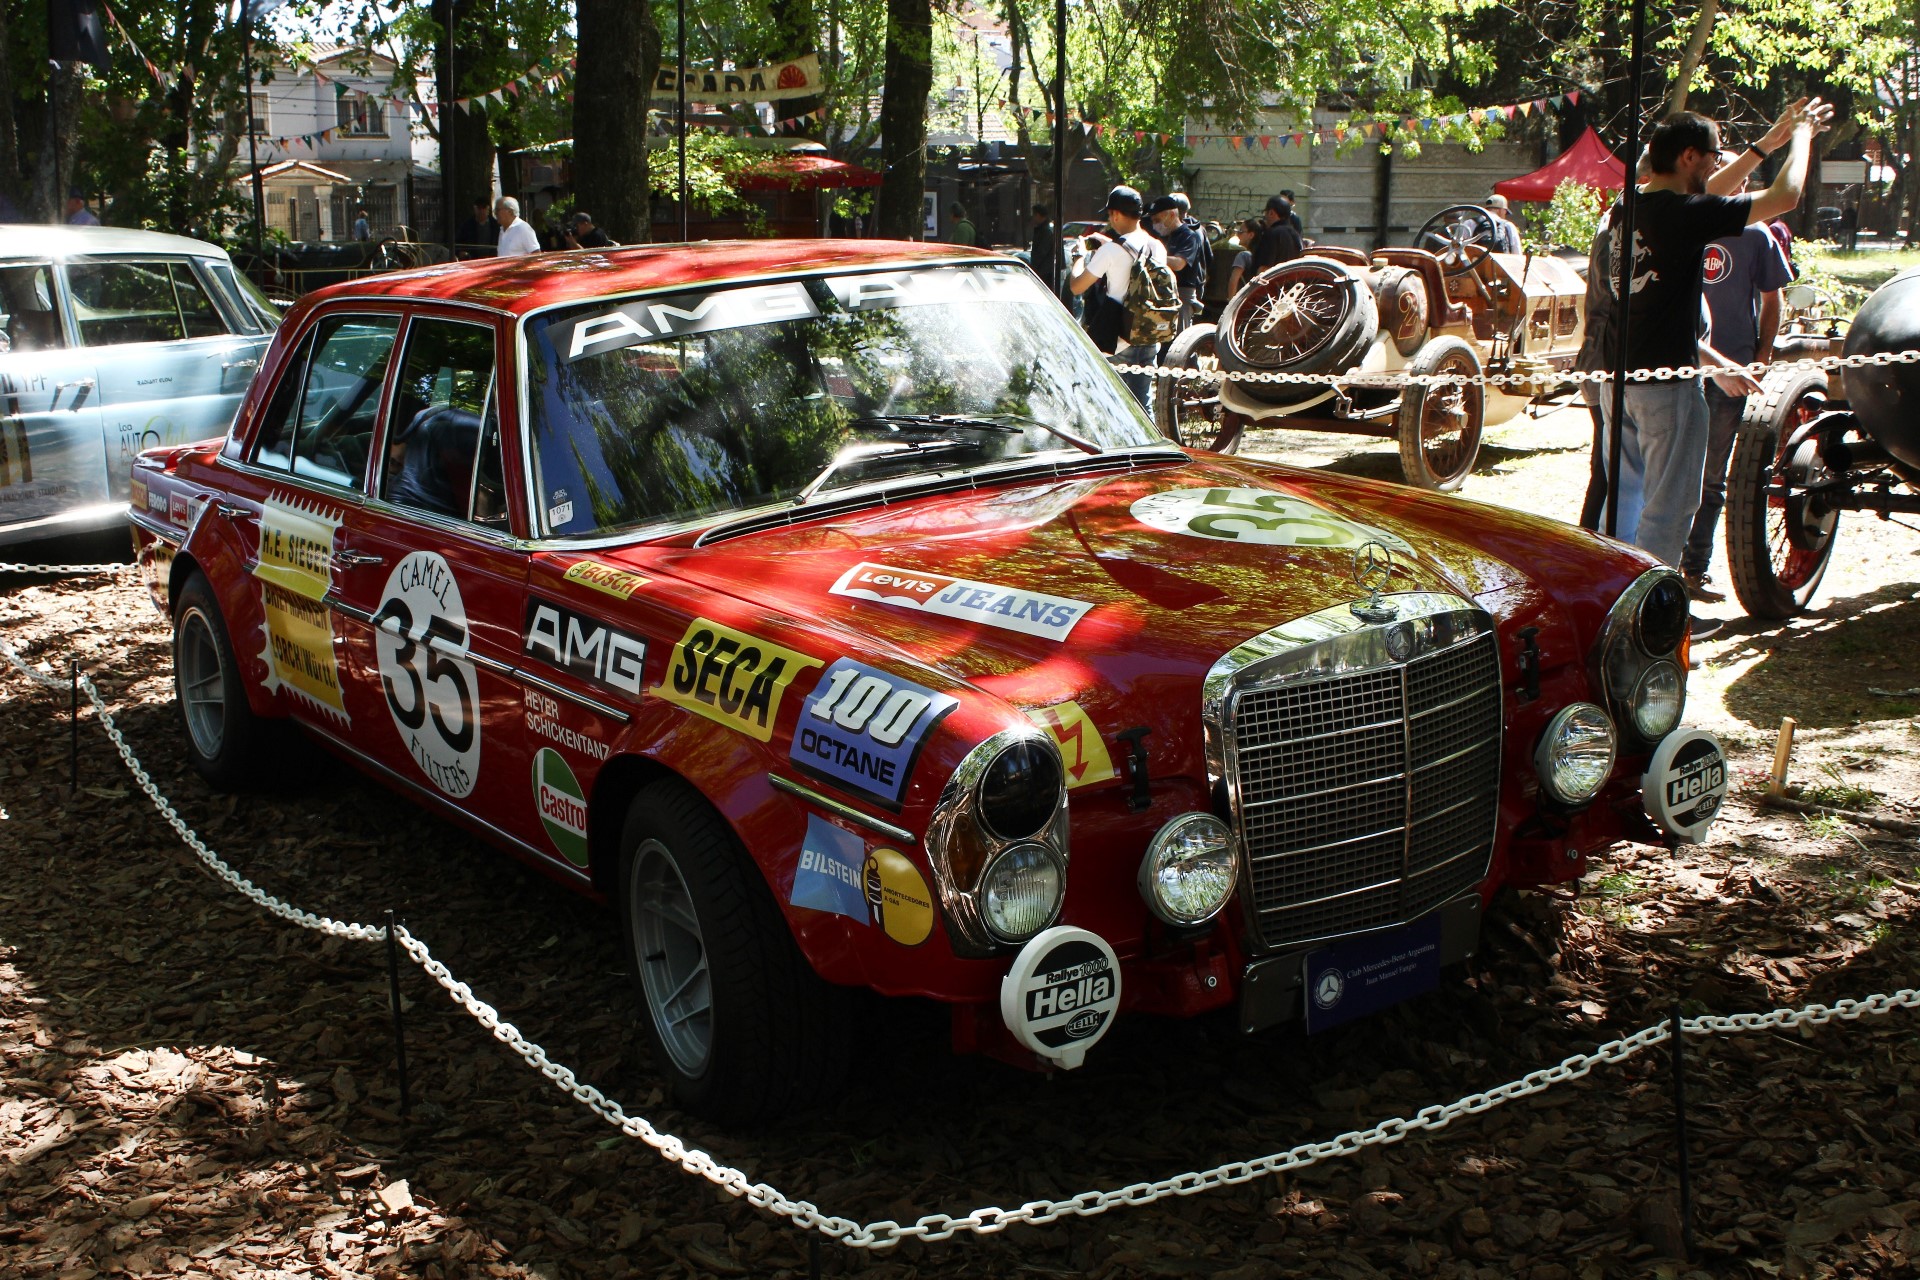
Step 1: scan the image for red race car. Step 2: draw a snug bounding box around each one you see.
[129,241,1726,1124]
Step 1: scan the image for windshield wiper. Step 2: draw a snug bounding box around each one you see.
[851,412,1104,456]
[796,438,962,504]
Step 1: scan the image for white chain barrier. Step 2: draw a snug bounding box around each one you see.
[0,560,133,576]
[5,624,1919,1249]
[1110,345,1920,391]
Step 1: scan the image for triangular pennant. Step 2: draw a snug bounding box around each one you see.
[1517,101,1532,117]
[1568,89,1581,105]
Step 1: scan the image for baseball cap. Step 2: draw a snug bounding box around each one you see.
[1486,194,1509,210]
[1104,185,1145,218]
[1145,195,1182,216]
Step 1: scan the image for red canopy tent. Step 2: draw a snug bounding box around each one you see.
[731,154,882,192]
[1493,127,1625,202]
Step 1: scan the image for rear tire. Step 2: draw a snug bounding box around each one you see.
[1395,337,1485,491]
[172,571,265,789]
[619,778,850,1125]
[1216,258,1376,405]
[1727,368,1836,619]
[1155,324,1241,453]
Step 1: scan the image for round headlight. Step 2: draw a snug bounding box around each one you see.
[977,739,1062,841]
[1637,575,1689,655]
[1138,813,1239,926]
[1535,702,1617,805]
[979,842,1065,943]
[1630,661,1684,741]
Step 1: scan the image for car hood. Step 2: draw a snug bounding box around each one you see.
[627,454,1602,705]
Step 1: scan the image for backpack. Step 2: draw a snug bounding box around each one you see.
[1120,237,1181,347]
[1189,217,1213,289]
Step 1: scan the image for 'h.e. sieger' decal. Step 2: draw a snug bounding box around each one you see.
[253,492,349,723]
[791,658,956,808]
[523,597,648,698]
[654,618,822,742]
[829,562,1093,642]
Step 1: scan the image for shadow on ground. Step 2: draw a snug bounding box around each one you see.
[1717,582,1920,730]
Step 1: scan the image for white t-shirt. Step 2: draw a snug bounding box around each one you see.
[1077,229,1164,299]
[496,218,541,257]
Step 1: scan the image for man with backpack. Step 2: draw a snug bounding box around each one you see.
[1147,194,1210,331]
[1068,185,1180,410]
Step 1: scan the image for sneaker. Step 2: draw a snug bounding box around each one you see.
[1689,614,1723,642]
[1683,571,1725,604]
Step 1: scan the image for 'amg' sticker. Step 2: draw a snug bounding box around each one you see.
[558,282,819,362]
[523,597,648,697]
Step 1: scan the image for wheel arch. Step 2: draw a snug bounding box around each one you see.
[586,752,683,899]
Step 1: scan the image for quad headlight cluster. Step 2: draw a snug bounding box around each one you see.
[928,729,1070,952]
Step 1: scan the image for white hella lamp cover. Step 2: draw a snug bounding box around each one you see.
[999,926,1121,1070]
[1641,727,1729,844]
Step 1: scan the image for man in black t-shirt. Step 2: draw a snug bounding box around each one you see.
[1249,194,1304,272]
[1601,103,1823,573]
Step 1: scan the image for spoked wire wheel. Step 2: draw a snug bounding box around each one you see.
[1727,369,1838,618]
[1394,336,1485,490]
[1216,258,1377,392]
[1155,324,1242,453]
[628,837,713,1077]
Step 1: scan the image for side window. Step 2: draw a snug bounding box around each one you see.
[67,261,184,345]
[250,316,399,488]
[251,332,314,471]
[382,318,501,525]
[171,263,227,339]
[0,263,65,353]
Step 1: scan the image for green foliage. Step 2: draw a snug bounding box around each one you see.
[1524,179,1610,254]
[644,133,765,224]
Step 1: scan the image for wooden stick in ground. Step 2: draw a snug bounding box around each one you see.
[1767,715,1797,797]
[1756,790,1920,837]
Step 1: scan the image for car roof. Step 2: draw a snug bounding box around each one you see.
[0,224,237,261]
[302,239,1003,316]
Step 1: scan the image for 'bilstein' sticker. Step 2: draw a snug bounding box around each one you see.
[789,815,868,923]
[533,748,590,866]
[1024,701,1116,789]
[863,848,934,946]
[791,658,956,808]
[563,559,649,601]
[375,551,482,798]
[829,562,1093,642]
[654,618,821,742]
[1131,487,1414,552]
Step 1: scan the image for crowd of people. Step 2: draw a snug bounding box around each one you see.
[457,196,618,259]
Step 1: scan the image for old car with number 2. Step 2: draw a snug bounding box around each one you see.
[129,241,1728,1125]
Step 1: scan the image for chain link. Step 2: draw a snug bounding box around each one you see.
[2,635,1916,1249]
[1111,346,1920,391]
[0,560,133,576]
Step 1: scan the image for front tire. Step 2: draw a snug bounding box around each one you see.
[1727,368,1836,618]
[172,571,265,789]
[619,779,850,1125]
[1395,336,1485,491]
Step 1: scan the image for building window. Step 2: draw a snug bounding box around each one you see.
[249,92,270,136]
[337,92,388,137]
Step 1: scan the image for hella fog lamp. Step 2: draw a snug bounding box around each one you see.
[980,842,1065,943]
[1630,661,1685,741]
[1535,702,1617,805]
[1137,813,1239,926]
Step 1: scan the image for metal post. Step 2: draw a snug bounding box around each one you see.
[242,14,264,264]
[1052,0,1066,299]
[808,1235,821,1280]
[69,659,78,792]
[1604,0,1648,538]
[385,911,412,1116]
[1671,1001,1694,1260]
[676,0,689,242]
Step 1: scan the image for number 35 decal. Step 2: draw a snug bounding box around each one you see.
[374,551,482,798]
[1130,487,1413,552]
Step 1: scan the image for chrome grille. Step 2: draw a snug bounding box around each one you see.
[1226,627,1501,951]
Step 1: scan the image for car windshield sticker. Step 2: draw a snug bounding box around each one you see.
[829,562,1093,642]
[824,267,1030,313]
[864,848,934,946]
[533,748,590,866]
[654,618,822,742]
[374,551,482,798]
[558,281,819,363]
[523,689,610,761]
[791,658,957,808]
[523,597,648,698]
[548,500,574,527]
[563,560,649,601]
[790,815,868,924]
[1130,487,1416,552]
[1024,702,1116,789]
[252,493,348,722]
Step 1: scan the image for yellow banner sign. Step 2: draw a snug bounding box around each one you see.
[655,618,821,742]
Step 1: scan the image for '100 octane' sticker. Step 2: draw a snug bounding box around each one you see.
[375,551,482,798]
[789,816,934,946]
[791,658,957,808]
[654,618,822,742]
[1131,487,1414,551]
[829,562,1093,642]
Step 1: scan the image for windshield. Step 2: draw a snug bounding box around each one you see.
[523,263,1163,538]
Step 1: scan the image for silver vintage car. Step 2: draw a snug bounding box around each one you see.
[0,226,279,546]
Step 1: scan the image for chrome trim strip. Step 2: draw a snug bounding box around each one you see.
[1253,875,1403,916]
[128,508,183,546]
[1241,771,1409,809]
[769,774,915,844]
[1247,824,1409,862]
[1239,714,1406,751]
[510,665,631,723]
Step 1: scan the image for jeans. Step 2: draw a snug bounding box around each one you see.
[1176,284,1200,332]
[1579,382,1608,531]
[1116,341,1159,410]
[1600,379,1711,567]
[1681,384,1746,578]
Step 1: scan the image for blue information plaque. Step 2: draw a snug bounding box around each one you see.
[1304,914,1444,1033]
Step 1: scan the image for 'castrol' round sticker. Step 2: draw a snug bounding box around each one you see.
[1641,727,1728,845]
[1131,487,1414,551]
[999,925,1122,1070]
[375,551,482,799]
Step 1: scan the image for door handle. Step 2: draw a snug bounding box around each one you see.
[221,357,258,373]
[331,549,385,568]
[215,502,248,520]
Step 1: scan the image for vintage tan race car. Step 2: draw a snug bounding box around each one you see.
[1159,205,1588,490]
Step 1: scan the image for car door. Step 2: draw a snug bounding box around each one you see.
[0,258,105,540]
[65,256,269,504]
[327,311,540,854]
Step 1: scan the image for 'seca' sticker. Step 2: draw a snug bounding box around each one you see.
[1131,487,1414,551]
[1641,727,1728,845]
[999,926,1122,1070]
[654,618,822,742]
[375,551,482,798]
[533,748,590,866]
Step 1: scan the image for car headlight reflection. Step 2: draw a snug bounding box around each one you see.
[1535,702,1617,805]
[977,740,1063,841]
[1630,661,1685,741]
[1137,813,1239,926]
[980,842,1065,943]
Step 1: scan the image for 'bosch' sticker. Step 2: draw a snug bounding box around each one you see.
[1130,487,1414,551]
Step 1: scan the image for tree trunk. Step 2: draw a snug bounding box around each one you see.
[573,0,662,244]
[1665,0,1720,116]
[877,0,932,239]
